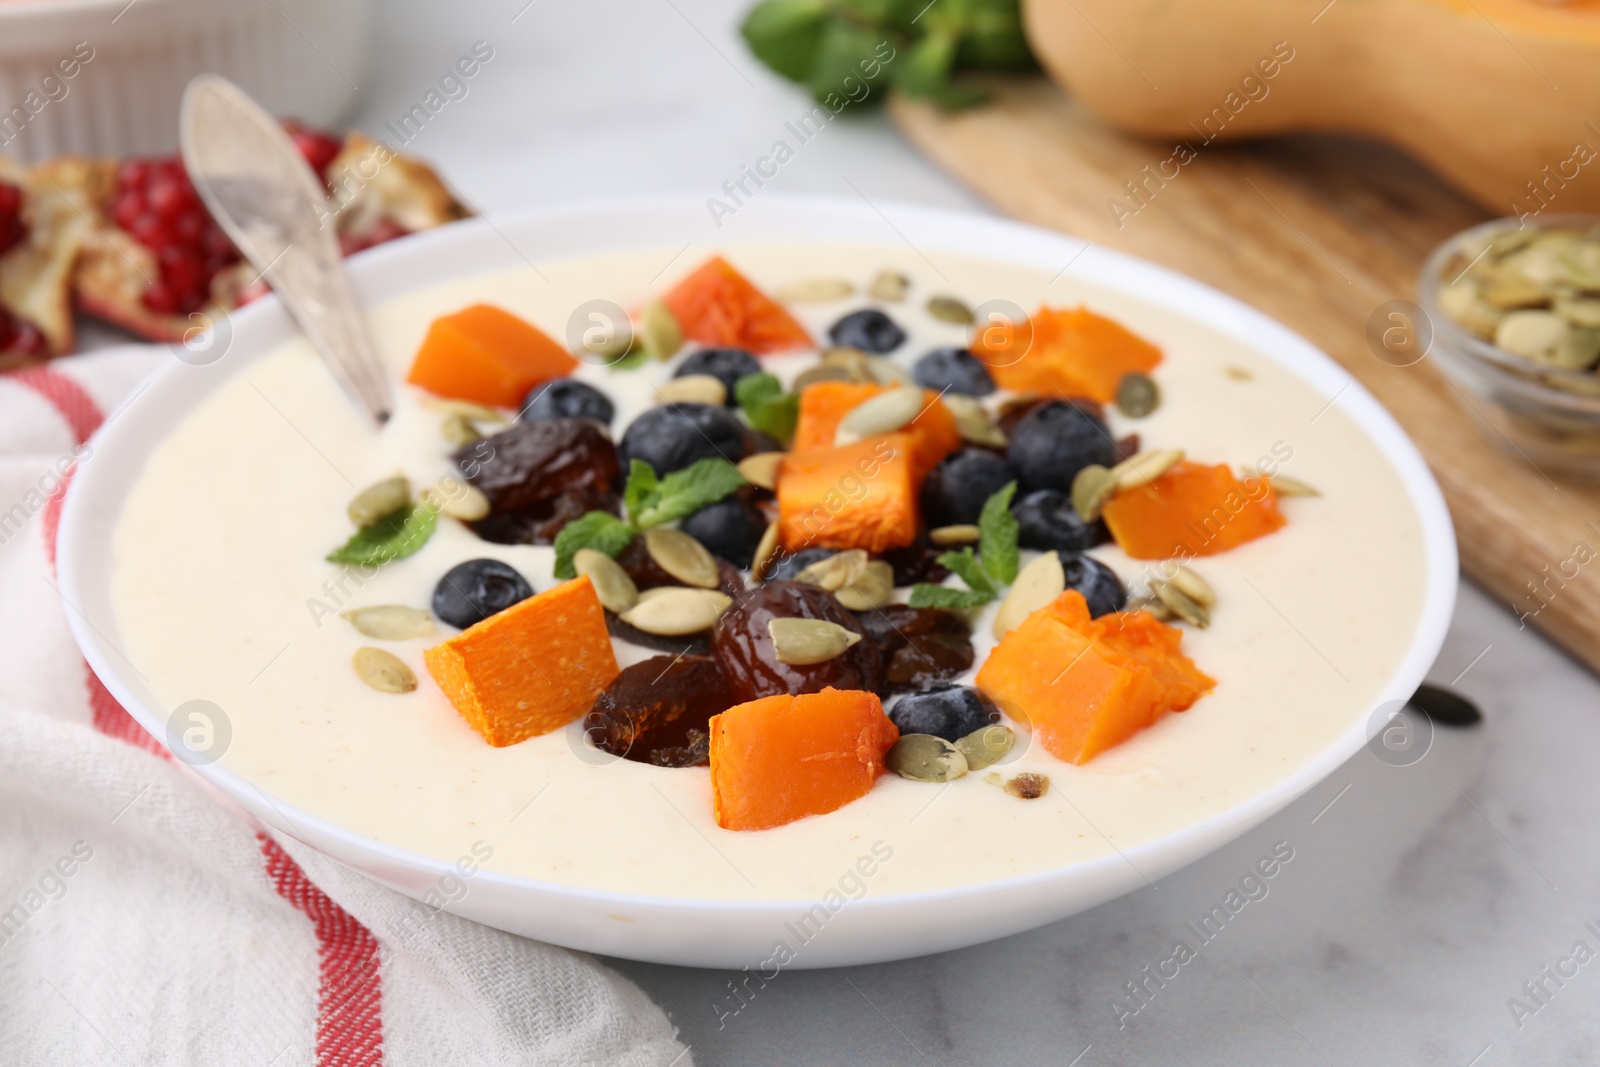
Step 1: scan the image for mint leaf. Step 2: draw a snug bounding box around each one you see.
[327,501,437,566]
[740,0,831,82]
[623,460,658,525]
[977,481,1018,584]
[895,28,957,98]
[552,511,634,579]
[735,372,783,407]
[633,458,748,528]
[807,18,892,104]
[735,372,799,444]
[937,548,1000,599]
[908,583,994,610]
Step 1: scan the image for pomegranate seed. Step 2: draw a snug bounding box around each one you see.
[111,154,241,316]
[0,181,25,258]
[340,218,410,257]
[283,119,344,184]
[0,307,49,356]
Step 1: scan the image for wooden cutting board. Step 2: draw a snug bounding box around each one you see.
[890,79,1600,674]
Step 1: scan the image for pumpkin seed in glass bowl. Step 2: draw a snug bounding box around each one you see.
[1422,215,1600,481]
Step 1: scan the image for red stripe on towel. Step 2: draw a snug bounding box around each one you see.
[259,833,386,1067]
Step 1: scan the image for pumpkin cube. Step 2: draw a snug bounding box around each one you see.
[659,255,812,354]
[777,433,919,553]
[792,381,961,478]
[976,591,1213,764]
[709,687,899,831]
[1102,461,1286,560]
[407,303,578,408]
[424,576,619,747]
[971,305,1161,403]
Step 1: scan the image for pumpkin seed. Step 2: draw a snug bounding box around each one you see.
[835,385,924,445]
[1494,309,1567,361]
[768,618,863,665]
[644,527,720,589]
[886,733,968,783]
[619,588,732,635]
[348,475,410,528]
[955,724,1015,770]
[794,549,869,591]
[1152,580,1210,628]
[751,521,780,579]
[657,374,728,406]
[1166,562,1215,607]
[1003,772,1049,799]
[352,647,417,693]
[835,560,895,611]
[777,277,854,303]
[1265,472,1320,497]
[341,605,435,640]
[424,480,490,521]
[868,270,908,302]
[1115,372,1161,418]
[738,451,784,490]
[792,364,854,390]
[943,393,1007,448]
[821,346,874,382]
[1127,595,1174,621]
[865,355,912,386]
[420,397,507,423]
[1484,276,1550,310]
[1111,448,1184,490]
[441,412,483,444]
[1556,326,1600,370]
[994,551,1066,639]
[926,296,973,324]
[929,524,981,546]
[574,548,639,614]
[1070,464,1117,522]
[640,299,682,361]
[1556,297,1600,329]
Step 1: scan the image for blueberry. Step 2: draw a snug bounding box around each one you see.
[432,559,534,629]
[1007,401,1118,494]
[680,496,766,569]
[828,309,905,353]
[675,348,760,405]
[619,402,750,475]
[888,684,1001,743]
[1059,552,1126,618]
[1012,489,1109,553]
[766,547,833,581]
[913,347,994,396]
[920,449,1016,528]
[520,378,614,425]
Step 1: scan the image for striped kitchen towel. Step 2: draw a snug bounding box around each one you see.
[0,352,691,1067]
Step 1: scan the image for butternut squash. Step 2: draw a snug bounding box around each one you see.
[709,687,898,831]
[1024,0,1600,215]
[976,590,1213,764]
[424,576,619,747]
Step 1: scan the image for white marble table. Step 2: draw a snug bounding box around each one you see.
[355,2,1597,1062]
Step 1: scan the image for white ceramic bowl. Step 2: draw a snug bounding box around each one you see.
[0,0,371,163]
[57,196,1458,968]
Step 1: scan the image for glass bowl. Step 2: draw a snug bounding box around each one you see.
[1419,214,1600,482]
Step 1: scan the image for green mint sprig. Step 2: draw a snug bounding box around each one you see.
[739,0,1036,112]
[553,457,749,578]
[908,480,1018,608]
[326,500,439,566]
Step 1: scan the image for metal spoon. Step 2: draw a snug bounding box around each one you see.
[179,74,392,427]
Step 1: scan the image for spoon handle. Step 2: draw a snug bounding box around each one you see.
[180,74,393,427]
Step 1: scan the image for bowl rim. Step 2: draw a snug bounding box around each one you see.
[1418,212,1600,413]
[58,192,1459,915]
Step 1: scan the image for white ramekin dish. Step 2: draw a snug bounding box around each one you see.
[0,0,372,163]
[57,195,1458,968]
